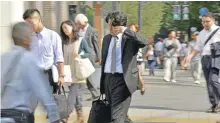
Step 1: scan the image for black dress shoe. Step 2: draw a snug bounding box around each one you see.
[206,105,216,113]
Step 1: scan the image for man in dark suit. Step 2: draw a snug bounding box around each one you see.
[75,14,101,100]
[100,11,147,123]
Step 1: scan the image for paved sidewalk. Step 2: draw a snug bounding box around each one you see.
[34,68,220,123]
[34,105,220,123]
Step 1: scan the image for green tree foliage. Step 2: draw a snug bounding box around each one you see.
[162,2,190,32]
[100,1,220,40]
[162,1,220,31]
[120,2,165,38]
[120,1,139,26]
[141,2,166,38]
[188,1,220,29]
[85,7,94,27]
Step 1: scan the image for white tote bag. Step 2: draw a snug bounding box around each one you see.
[52,65,72,83]
[74,57,95,80]
[74,38,95,80]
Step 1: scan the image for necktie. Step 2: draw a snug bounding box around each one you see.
[111,36,117,73]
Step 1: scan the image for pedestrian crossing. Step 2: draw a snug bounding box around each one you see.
[33,68,219,123]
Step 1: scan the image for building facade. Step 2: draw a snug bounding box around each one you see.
[1,1,104,53]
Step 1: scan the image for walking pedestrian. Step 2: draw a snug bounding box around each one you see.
[23,9,64,93]
[100,11,147,123]
[1,21,60,123]
[129,23,145,94]
[60,20,92,123]
[75,14,101,101]
[146,45,156,76]
[163,30,181,83]
[187,31,202,84]
[185,12,220,113]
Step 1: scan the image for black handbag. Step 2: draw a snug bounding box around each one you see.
[87,95,111,123]
[53,86,69,121]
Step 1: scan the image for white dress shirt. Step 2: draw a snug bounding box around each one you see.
[194,24,220,56]
[30,27,64,70]
[79,24,89,38]
[104,33,123,73]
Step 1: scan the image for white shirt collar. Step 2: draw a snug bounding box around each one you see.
[205,24,218,32]
[83,24,89,32]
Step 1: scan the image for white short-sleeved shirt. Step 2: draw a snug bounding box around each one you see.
[194,24,220,56]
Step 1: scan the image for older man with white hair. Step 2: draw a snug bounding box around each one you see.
[75,13,101,101]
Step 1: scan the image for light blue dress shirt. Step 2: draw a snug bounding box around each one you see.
[104,33,123,73]
[30,27,64,70]
[1,46,60,122]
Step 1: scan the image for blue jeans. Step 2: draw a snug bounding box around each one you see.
[148,60,156,74]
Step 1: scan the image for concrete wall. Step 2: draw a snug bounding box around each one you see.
[0,1,24,53]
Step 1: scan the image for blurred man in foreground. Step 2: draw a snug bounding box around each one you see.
[1,22,60,123]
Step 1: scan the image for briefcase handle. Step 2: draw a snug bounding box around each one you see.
[98,94,109,104]
[57,86,66,97]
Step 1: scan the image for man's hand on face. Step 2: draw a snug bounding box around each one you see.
[108,20,126,36]
[111,26,126,36]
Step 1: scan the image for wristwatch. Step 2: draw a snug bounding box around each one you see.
[59,74,65,78]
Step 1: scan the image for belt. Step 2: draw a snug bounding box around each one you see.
[202,55,211,57]
[44,69,51,74]
[105,73,123,76]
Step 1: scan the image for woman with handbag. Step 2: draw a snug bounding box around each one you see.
[60,20,92,123]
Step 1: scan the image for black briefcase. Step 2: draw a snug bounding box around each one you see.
[87,95,111,123]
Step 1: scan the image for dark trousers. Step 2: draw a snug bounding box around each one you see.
[45,69,59,94]
[28,113,34,123]
[202,56,220,106]
[104,73,131,123]
[87,77,99,98]
[1,109,34,123]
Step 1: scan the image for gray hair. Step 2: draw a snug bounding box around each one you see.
[74,13,88,25]
[12,21,32,44]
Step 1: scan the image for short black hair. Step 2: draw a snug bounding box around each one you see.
[105,11,128,26]
[202,12,215,19]
[105,13,112,23]
[23,9,41,20]
[167,29,175,35]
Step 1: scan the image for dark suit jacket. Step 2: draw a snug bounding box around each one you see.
[84,25,101,64]
[100,28,147,94]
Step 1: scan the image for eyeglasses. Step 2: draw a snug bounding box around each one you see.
[201,21,211,24]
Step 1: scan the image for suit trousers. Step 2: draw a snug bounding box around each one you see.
[190,61,202,81]
[202,56,220,106]
[104,73,131,123]
[87,55,99,98]
[163,57,178,81]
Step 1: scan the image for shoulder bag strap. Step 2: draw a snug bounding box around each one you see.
[204,28,219,46]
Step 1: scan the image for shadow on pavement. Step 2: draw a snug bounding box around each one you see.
[130,105,206,112]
